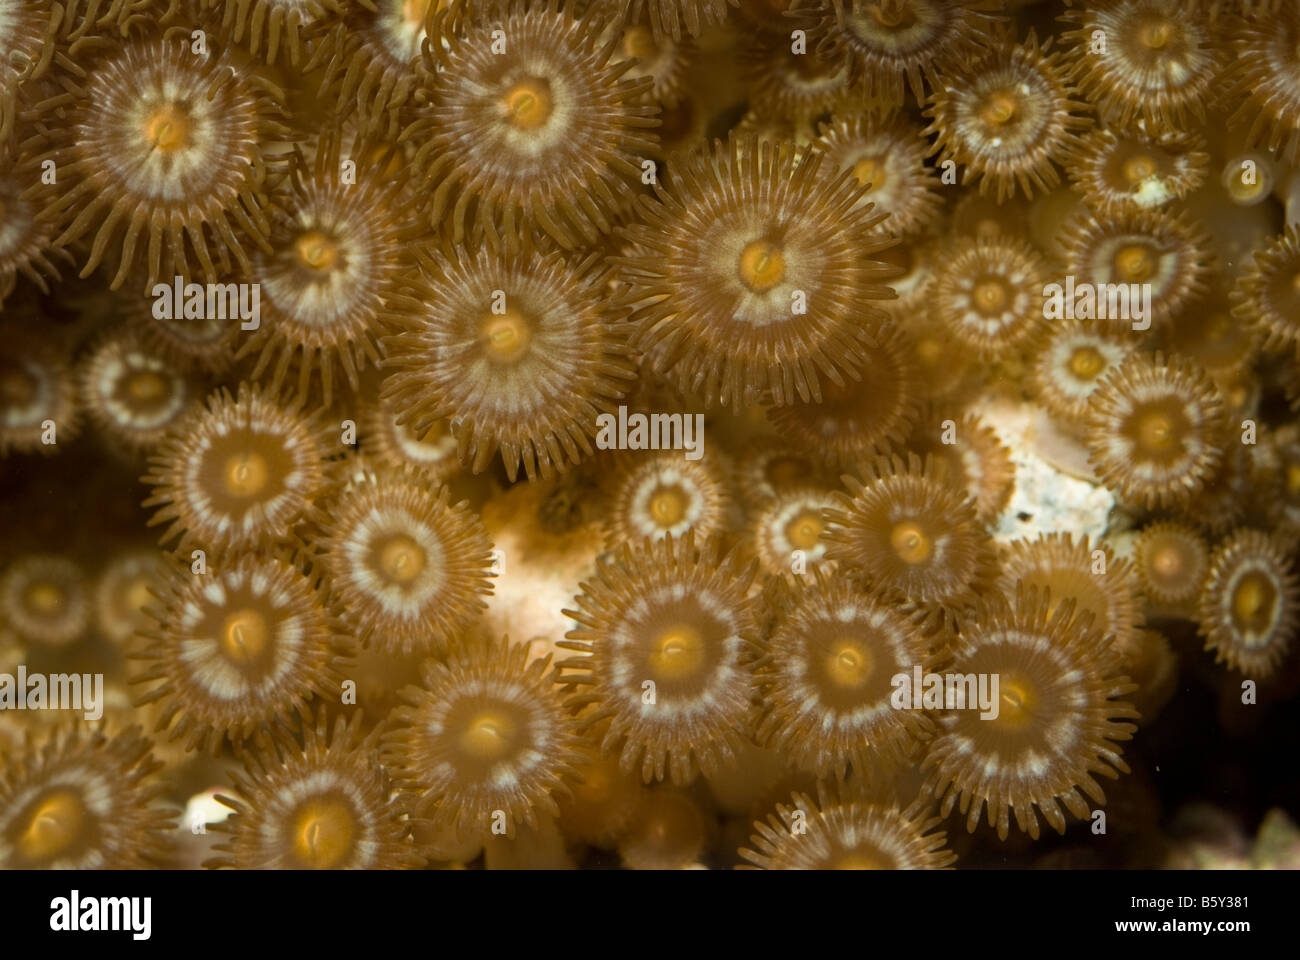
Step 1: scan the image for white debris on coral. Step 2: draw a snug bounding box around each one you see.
[1133,176,1175,210]
[184,786,234,833]
[170,785,236,868]
[970,393,1116,547]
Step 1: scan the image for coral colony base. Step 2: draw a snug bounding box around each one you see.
[0,0,1298,873]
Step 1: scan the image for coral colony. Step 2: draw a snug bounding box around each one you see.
[1,0,1300,872]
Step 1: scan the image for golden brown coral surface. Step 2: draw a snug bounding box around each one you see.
[0,0,1297,872]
